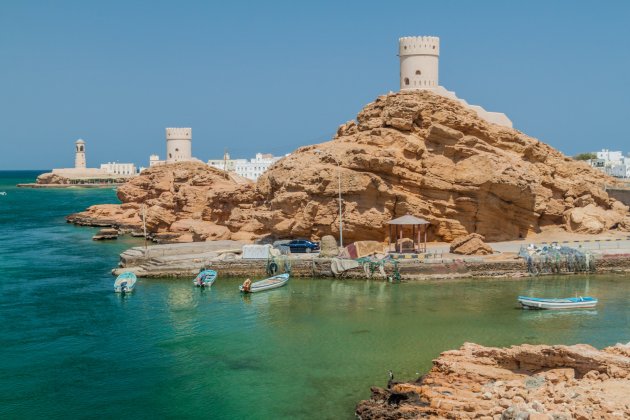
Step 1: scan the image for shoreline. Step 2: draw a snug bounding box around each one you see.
[110,241,630,280]
[17,183,123,189]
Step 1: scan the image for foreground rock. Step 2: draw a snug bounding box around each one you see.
[356,342,630,419]
[68,91,629,243]
[450,233,494,255]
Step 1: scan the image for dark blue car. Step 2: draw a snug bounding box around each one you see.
[288,239,320,253]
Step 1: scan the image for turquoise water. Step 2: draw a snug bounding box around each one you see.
[1,171,630,419]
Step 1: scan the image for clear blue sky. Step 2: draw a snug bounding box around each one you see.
[1,0,629,169]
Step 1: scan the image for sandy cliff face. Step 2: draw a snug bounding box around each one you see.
[68,91,629,242]
[356,342,630,419]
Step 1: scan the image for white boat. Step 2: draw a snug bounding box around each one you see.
[518,296,597,310]
[239,273,289,293]
[193,270,217,287]
[0,192,6,196]
[114,272,137,293]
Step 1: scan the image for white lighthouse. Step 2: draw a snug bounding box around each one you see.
[399,36,440,91]
[166,128,192,163]
[74,139,86,169]
[398,36,512,128]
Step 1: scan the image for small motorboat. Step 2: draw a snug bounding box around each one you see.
[518,296,597,310]
[239,273,289,293]
[193,269,217,287]
[114,272,137,293]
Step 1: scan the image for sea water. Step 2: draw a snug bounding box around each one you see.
[1,171,629,419]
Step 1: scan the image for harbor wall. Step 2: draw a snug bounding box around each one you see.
[607,188,630,207]
[113,254,630,280]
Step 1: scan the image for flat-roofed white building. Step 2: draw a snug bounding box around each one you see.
[208,152,286,181]
[99,162,137,176]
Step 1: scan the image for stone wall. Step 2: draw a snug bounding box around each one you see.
[607,188,630,207]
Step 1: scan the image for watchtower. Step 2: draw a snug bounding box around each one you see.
[399,36,440,91]
[166,128,192,163]
[75,139,86,169]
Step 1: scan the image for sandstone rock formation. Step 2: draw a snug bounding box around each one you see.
[450,233,494,255]
[68,91,629,243]
[356,342,630,419]
[319,235,340,257]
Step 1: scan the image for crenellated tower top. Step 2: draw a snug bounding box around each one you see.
[398,36,440,56]
[166,127,192,140]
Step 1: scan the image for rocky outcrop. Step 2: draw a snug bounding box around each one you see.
[450,233,494,255]
[36,172,68,184]
[356,342,630,419]
[68,91,629,243]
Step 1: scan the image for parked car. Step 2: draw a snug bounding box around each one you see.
[288,239,320,253]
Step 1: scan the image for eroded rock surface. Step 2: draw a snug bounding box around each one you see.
[68,91,629,243]
[356,342,630,419]
[450,233,494,255]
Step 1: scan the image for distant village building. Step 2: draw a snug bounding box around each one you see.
[99,162,137,176]
[588,149,630,178]
[399,36,512,128]
[47,139,137,184]
[208,152,286,181]
[148,128,201,167]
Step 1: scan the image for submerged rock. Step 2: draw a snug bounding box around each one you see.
[92,228,118,240]
[355,342,630,419]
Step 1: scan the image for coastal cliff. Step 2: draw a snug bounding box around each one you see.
[68,90,630,243]
[356,342,630,419]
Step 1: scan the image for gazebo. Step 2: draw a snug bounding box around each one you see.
[388,214,430,254]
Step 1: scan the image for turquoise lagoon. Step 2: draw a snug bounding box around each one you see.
[1,171,629,419]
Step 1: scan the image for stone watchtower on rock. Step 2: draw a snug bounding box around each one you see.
[166,128,192,163]
[75,139,86,169]
[398,36,512,128]
[399,36,440,91]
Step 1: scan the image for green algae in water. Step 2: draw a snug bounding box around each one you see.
[1,171,630,419]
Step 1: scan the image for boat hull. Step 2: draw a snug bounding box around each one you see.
[114,272,137,293]
[193,270,217,287]
[240,274,289,293]
[518,296,597,310]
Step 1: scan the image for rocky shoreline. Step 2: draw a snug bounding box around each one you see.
[66,90,630,245]
[356,342,630,419]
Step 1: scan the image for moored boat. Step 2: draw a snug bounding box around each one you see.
[114,272,137,293]
[518,296,597,310]
[239,273,289,293]
[193,269,217,287]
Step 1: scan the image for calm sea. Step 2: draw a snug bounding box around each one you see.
[1,171,629,419]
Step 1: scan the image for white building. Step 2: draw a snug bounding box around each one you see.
[208,152,286,181]
[149,127,200,166]
[49,139,138,183]
[99,162,137,176]
[399,36,512,128]
[596,149,624,164]
[589,149,629,178]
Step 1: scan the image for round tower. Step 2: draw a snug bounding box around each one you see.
[74,139,86,169]
[165,128,192,163]
[399,36,440,91]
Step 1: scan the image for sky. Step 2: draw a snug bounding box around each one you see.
[1,0,629,170]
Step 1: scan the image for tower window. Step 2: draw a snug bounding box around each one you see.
[415,70,421,75]
[175,148,179,152]
[404,77,409,86]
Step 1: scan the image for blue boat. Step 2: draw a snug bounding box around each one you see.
[114,272,137,293]
[193,270,217,287]
[518,296,597,310]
